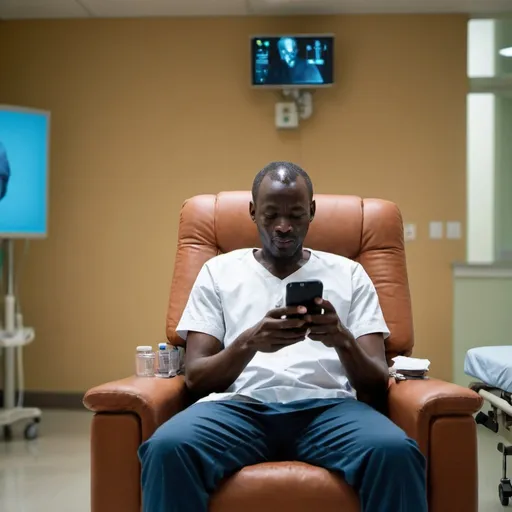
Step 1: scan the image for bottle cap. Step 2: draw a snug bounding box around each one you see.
[136,345,152,352]
[158,342,168,350]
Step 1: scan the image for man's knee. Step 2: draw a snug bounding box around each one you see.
[139,420,196,468]
[367,430,425,470]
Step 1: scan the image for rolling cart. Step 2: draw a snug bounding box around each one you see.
[0,239,41,440]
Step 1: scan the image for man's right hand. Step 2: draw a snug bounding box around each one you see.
[238,306,309,353]
[185,306,309,397]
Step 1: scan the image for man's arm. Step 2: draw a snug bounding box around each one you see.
[308,300,389,403]
[307,262,390,408]
[338,263,390,401]
[184,332,255,397]
[178,263,253,397]
[334,333,389,407]
[183,306,308,398]
[178,261,309,398]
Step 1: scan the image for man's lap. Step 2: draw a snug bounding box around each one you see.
[143,396,416,465]
[293,398,423,485]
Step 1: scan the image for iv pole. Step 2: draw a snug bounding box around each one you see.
[1,239,40,440]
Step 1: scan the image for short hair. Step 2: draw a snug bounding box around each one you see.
[252,161,313,202]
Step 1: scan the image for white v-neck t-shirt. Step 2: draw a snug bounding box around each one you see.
[176,248,390,404]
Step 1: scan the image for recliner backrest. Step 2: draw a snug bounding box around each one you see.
[166,192,413,361]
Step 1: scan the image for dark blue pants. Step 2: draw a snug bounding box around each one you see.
[139,398,427,512]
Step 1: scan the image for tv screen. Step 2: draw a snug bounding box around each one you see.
[251,35,334,88]
[0,106,50,238]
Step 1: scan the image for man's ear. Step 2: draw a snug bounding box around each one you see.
[309,200,316,222]
[249,201,256,222]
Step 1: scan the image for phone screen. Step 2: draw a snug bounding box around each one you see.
[285,280,324,317]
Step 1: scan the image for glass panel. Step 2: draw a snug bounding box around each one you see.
[494,95,512,261]
[468,19,512,78]
[496,20,512,77]
[468,20,495,78]
[467,93,495,263]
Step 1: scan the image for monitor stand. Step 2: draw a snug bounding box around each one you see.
[0,239,41,440]
[281,88,313,120]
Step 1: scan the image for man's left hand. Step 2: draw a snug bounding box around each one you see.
[305,298,354,348]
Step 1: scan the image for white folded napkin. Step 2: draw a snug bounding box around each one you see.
[391,356,431,372]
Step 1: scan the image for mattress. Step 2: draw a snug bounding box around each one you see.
[464,346,512,393]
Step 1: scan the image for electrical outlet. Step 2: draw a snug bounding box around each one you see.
[429,221,443,240]
[446,221,462,239]
[404,223,416,242]
[275,102,299,129]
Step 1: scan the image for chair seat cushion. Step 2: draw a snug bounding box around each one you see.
[210,461,360,512]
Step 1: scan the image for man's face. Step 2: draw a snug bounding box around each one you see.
[279,38,298,67]
[250,174,315,259]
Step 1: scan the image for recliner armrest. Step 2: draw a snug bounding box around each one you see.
[83,375,189,440]
[388,378,483,454]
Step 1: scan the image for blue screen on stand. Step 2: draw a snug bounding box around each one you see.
[0,107,50,238]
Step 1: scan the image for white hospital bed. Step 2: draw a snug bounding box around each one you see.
[465,346,512,507]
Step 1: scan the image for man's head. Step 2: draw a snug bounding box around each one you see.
[0,143,10,202]
[250,161,315,259]
[278,37,298,68]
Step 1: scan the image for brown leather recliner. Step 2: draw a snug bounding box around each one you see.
[84,192,483,512]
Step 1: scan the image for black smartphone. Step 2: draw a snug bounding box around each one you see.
[285,280,324,318]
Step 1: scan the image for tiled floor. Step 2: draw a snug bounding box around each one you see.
[478,425,511,511]
[0,409,510,511]
[0,410,91,512]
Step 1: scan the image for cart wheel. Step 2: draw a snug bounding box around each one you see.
[499,483,510,507]
[24,422,38,441]
[3,425,13,441]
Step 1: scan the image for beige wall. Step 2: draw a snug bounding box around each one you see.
[0,15,467,392]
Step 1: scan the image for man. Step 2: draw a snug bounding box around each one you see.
[139,162,427,512]
[272,37,323,85]
[0,142,10,201]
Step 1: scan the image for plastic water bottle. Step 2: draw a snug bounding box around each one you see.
[136,346,155,377]
[157,342,171,376]
[169,346,181,376]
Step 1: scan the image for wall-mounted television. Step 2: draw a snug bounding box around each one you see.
[0,106,50,239]
[251,35,334,88]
